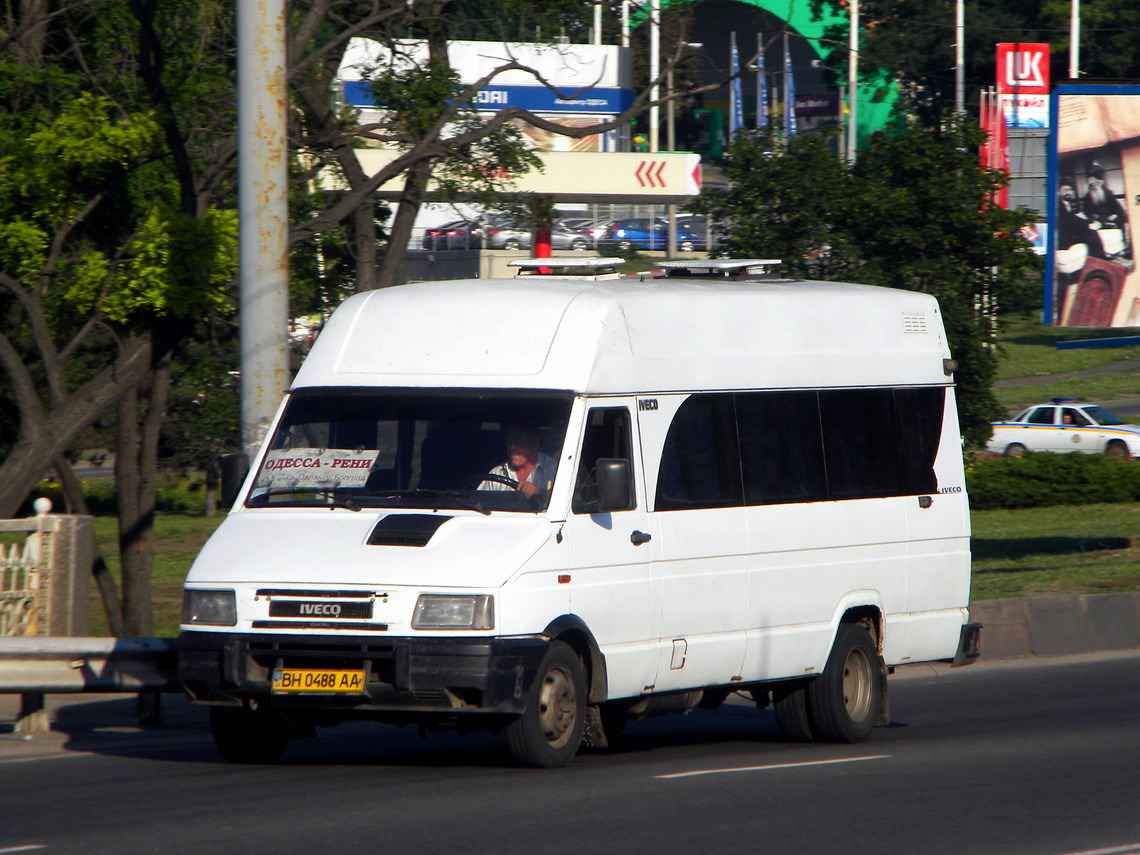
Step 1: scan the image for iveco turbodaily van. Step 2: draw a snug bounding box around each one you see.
[178,259,980,767]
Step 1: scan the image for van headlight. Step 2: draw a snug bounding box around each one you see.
[182,589,237,626]
[412,594,494,630]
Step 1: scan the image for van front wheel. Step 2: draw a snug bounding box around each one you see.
[506,641,586,767]
[807,623,880,743]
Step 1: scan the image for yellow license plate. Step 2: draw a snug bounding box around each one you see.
[271,668,366,694]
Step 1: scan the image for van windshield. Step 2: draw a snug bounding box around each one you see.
[246,388,573,513]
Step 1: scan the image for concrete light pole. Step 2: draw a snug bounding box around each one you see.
[237,0,290,457]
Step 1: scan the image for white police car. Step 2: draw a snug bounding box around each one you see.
[987,398,1140,458]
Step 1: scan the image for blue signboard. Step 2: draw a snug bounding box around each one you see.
[344,81,633,115]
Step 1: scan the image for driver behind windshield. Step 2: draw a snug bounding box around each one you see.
[480,424,558,500]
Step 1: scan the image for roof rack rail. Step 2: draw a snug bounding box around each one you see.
[508,257,625,280]
[656,259,783,278]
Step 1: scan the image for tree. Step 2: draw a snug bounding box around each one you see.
[694,119,1042,447]
[0,0,723,636]
[0,0,239,635]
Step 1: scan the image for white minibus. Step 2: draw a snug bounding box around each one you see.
[178,260,980,767]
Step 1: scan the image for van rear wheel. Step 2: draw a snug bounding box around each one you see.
[506,641,586,767]
[807,623,880,743]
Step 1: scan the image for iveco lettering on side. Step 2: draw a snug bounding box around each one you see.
[177,259,981,768]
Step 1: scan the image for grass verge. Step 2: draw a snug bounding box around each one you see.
[79,502,1140,636]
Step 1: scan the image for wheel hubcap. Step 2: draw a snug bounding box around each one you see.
[841,647,874,721]
[537,665,577,747]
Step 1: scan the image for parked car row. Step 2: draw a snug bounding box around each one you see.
[420,214,709,253]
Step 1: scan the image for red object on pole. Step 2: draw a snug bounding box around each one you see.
[534,197,553,274]
[535,199,553,258]
[980,88,1009,209]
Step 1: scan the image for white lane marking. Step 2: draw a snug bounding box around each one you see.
[654,754,890,779]
[1060,846,1140,855]
[0,846,49,853]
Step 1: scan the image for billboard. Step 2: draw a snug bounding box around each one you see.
[1046,85,1140,326]
[997,43,1050,129]
[337,38,633,152]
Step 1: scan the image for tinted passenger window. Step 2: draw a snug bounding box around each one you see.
[655,395,743,510]
[653,387,946,511]
[819,389,902,499]
[1027,407,1055,425]
[894,387,943,495]
[738,391,827,504]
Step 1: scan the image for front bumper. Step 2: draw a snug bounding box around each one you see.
[177,631,548,715]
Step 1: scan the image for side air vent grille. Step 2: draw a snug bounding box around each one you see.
[367,514,451,547]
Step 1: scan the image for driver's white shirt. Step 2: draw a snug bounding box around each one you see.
[480,452,558,493]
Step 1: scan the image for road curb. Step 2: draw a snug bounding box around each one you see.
[969,592,1140,660]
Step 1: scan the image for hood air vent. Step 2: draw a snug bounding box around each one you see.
[367,514,452,547]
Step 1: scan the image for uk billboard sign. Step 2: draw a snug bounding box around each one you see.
[997,43,1050,129]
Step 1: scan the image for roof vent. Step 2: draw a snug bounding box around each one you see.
[654,259,783,279]
[509,257,624,279]
[367,514,451,547]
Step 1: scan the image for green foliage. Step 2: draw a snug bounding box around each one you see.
[24,471,210,516]
[694,119,1043,447]
[966,453,1140,510]
[101,208,237,321]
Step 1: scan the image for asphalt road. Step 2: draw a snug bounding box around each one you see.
[2,653,1139,855]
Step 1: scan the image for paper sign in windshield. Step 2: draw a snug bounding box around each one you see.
[256,448,377,490]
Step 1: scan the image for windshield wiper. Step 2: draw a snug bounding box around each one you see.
[246,488,361,512]
[360,488,491,516]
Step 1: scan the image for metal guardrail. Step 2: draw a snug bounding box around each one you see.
[0,637,179,693]
[0,637,180,735]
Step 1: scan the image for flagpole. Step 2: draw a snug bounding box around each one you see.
[1069,0,1080,78]
[729,32,738,135]
[847,0,858,160]
[757,32,767,130]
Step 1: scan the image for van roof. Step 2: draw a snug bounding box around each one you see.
[292,276,952,394]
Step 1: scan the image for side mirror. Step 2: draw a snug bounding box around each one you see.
[219,452,250,508]
[595,458,634,512]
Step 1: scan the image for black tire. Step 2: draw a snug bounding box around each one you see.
[1004,442,1027,458]
[571,238,588,251]
[679,239,695,252]
[807,623,881,743]
[209,706,290,764]
[617,239,633,251]
[772,680,814,741]
[505,641,586,767]
[503,238,521,250]
[1106,440,1130,459]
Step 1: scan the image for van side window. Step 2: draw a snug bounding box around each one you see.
[573,408,634,514]
[738,391,827,504]
[656,394,743,510]
[653,387,946,510]
[819,389,903,499]
[895,387,944,495]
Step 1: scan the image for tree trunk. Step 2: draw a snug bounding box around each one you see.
[354,201,378,292]
[376,160,432,289]
[115,355,172,637]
